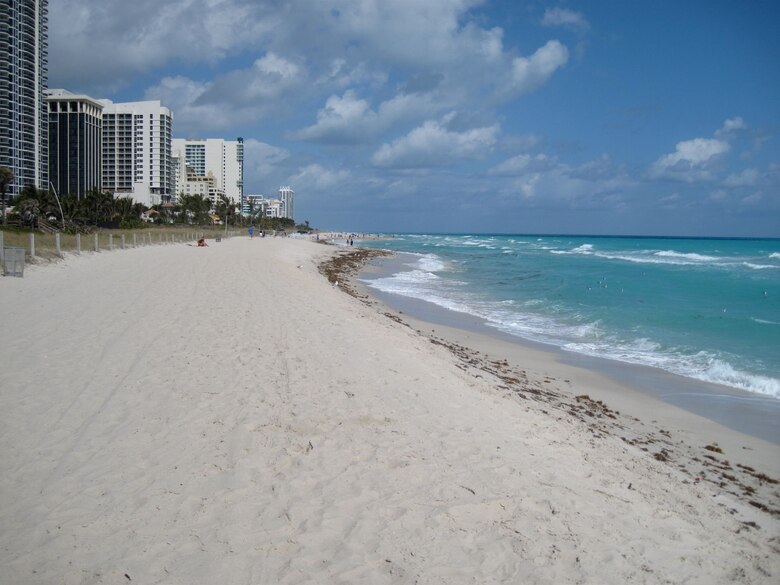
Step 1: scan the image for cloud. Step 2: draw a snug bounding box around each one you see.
[490,153,634,205]
[293,90,378,144]
[715,116,746,137]
[143,76,231,133]
[294,89,442,144]
[504,40,569,97]
[145,53,306,133]
[48,0,277,91]
[289,164,351,191]
[724,168,760,187]
[741,192,763,205]
[649,138,731,182]
[244,140,290,179]
[52,0,571,111]
[541,8,590,32]
[489,154,557,176]
[195,53,305,108]
[372,113,499,168]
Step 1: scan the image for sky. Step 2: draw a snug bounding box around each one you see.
[49,0,780,236]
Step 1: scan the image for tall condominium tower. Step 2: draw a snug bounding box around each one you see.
[46,89,103,198]
[0,0,49,197]
[279,185,294,220]
[100,100,173,206]
[172,137,244,206]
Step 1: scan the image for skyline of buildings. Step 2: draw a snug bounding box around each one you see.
[172,137,244,209]
[1,1,292,219]
[242,187,295,220]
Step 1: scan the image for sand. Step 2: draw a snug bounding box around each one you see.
[0,236,778,584]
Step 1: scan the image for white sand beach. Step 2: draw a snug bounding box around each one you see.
[1,236,778,584]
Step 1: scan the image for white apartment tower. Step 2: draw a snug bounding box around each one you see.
[172,137,244,206]
[100,99,173,206]
[0,0,49,197]
[279,186,294,220]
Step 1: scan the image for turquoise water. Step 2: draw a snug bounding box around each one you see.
[359,235,780,398]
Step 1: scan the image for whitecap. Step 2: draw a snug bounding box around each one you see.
[416,254,447,272]
[751,317,779,325]
[654,250,720,262]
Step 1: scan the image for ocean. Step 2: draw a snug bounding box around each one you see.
[359,234,780,400]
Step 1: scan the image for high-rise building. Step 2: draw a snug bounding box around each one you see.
[172,137,244,206]
[0,0,49,197]
[100,99,173,206]
[279,186,294,220]
[46,89,103,198]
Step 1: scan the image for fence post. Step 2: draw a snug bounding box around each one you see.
[133,233,137,247]
[29,233,35,258]
[76,233,81,254]
[55,232,62,257]
[0,230,4,266]
[159,233,163,244]
[109,234,113,251]
[121,234,126,249]
[94,233,99,252]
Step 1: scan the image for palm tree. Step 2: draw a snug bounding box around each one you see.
[0,165,13,225]
[112,196,136,223]
[81,189,115,225]
[16,198,41,229]
[179,194,211,225]
[215,195,238,227]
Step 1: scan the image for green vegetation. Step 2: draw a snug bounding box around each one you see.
[0,184,311,263]
[0,165,14,225]
[0,226,233,262]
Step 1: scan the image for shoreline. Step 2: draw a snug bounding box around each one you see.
[327,246,780,507]
[356,250,780,445]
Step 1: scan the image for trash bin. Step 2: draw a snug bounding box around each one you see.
[3,247,25,277]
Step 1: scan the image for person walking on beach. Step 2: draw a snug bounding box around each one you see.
[248,225,254,238]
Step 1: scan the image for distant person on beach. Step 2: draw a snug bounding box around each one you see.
[197,238,208,247]
[248,226,254,238]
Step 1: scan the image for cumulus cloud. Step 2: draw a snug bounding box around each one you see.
[541,8,590,31]
[372,113,499,168]
[244,140,290,179]
[289,164,351,191]
[295,91,376,143]
[490,153,634,204]
[143,76,231,133]
[49,0,277,91]
[649,138,731,182]
[489,154,557,176]
[52,0,571,110]
[294,90,441,144]
[144,52,305,133]
[195,53,305,107]
[504,40,569,97]
[724,168,760,187]
[715,116,746,137]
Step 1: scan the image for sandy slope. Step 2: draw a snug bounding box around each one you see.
[0,236,778,584]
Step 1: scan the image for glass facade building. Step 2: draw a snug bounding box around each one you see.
[0,0,48,197]
[46,90,102,198]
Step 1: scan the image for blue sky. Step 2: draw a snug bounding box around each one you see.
[49,0,780,236]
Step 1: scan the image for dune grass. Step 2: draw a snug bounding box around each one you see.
[1,226,238,263]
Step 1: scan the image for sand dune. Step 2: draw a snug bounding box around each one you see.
[0,237,777,584]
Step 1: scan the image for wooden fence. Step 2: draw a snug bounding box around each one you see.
[1,228,239,275]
